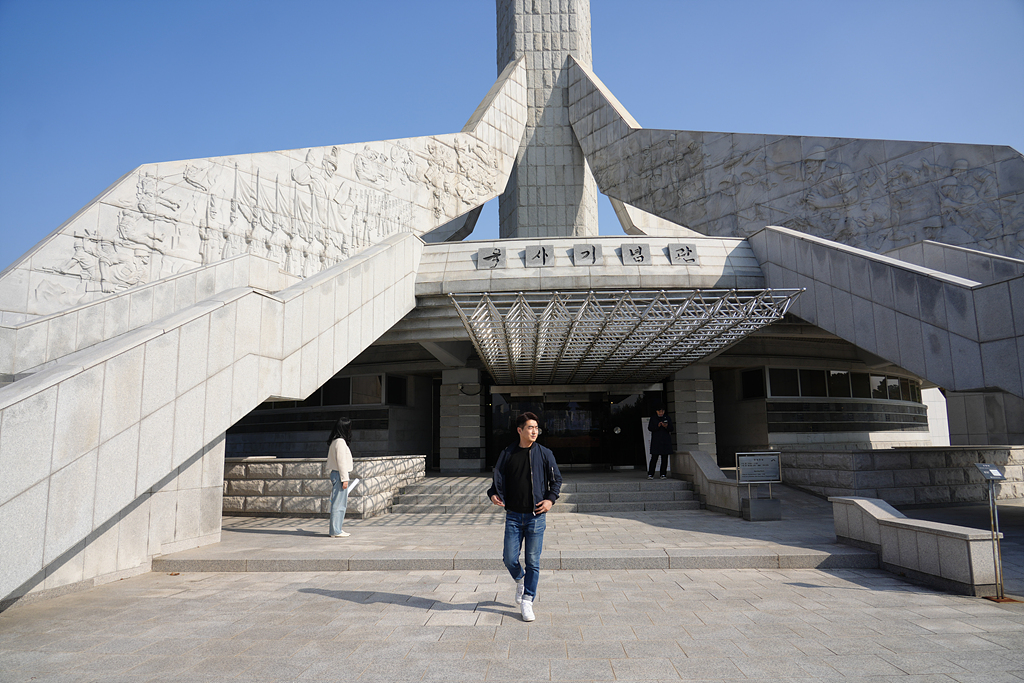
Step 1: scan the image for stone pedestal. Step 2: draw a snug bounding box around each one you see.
[742,497,782,521]
[439,368,487,473]
[667,364,717,459]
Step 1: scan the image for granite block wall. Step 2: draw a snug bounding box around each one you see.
[223,455,425,519]
[0,233,422,605]
[784,446,1024,505]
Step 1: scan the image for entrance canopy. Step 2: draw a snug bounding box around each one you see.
[451,288,801,385]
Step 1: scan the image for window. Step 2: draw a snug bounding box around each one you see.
[851,373,871,398]
[799,369,828,397]
[741,369,766,399]
[351,375,383,404]
[386,375,408,406]
[322,377,351,406]
[827,371,851,398]
[870,375,888,400]
[768,368,799,397]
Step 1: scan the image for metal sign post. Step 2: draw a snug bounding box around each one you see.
[974,463,1006,600]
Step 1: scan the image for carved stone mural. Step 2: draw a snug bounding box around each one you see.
[569,57,1024,260]
[0,60,527,316]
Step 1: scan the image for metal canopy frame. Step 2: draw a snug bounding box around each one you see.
[450,289,802,385]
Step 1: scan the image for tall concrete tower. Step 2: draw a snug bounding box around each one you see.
[497,0,599,238]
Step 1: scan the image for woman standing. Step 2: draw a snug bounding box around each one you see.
[326,417,359,537]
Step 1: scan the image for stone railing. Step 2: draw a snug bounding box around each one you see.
[671,450,780,519]
[831,496,1000,596]
[223,455,425,519]
[783,447,1024,506]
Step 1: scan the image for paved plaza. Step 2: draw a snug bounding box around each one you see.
[2,482,1024,682]
[2,565,1023,682]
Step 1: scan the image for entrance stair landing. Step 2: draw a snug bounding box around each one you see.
[391,472,700,514]
[154,475,878,574]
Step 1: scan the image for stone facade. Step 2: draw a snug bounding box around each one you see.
[497,0,598,238]
[0,61,526,317]
[223,455,425,519]
[568,56,1024,259]
[783,446,1024,505]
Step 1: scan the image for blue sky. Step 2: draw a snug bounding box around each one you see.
[1,0,1022,272]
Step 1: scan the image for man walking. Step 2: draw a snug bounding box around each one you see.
[487,412,562,622]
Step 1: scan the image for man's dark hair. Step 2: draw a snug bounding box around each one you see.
[516,412,539,430]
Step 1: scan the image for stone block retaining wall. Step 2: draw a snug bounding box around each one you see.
[224,455,425,519]
[784,447,1023,506]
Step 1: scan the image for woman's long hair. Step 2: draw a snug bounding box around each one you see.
[327,416,352,443]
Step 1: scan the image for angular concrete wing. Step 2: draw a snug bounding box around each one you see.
[749,225,1024,442]
[567,56,1024,260]
[0,59,526,318]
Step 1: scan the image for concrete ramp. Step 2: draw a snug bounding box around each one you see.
[0,233,421,607]
[749,226,1024,443]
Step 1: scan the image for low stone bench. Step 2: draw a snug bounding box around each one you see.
[830,496,1000,596]
[224,455,425,519]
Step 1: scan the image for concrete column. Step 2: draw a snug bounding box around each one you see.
[945,390,1024,445]
[496,0,598,238]
[667,364,717,459]
[439,368,486,473]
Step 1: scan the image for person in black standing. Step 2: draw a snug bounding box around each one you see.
[647,406,672,479]
[487,412,562,622]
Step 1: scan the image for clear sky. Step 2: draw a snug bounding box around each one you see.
[1,0,1022,272]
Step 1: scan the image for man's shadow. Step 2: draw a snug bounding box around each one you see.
[298,588,510,615]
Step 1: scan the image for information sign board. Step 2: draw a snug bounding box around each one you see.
[736,452,781,484]
[975,463,1007,481]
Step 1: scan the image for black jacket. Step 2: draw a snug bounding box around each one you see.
[648,414,673,455]
[487,441,562,511]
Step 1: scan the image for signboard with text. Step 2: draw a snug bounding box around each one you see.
[736,452,781,484]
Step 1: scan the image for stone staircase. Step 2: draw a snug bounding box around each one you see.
[390,474,700,514]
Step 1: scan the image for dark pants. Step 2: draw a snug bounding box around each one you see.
[648,452,668,477]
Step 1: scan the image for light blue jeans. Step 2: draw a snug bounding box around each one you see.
[329,470,350,536]
[503,510,546,599]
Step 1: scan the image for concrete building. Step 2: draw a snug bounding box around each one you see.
[1,0,1022,608]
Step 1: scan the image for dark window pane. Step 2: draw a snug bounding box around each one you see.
[741,369,766,399]
[322,377,351,406]
[352,375,382,404]
[886,377,901,400]
[827,371,851,398]
[386,375,407,406]
[911,383,922,403]
[799,369,828,397]
[299,389,321,408]
[870,375,887,399]
[851,373,871,398]
[769,368,799,397]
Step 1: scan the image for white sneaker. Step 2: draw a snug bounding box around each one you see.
[520,597,535,622]
[330,530,350,537]
[515,578,526,605]
[348,478,360,493]
[647,475,653,480]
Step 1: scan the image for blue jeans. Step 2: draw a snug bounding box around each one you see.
[503,510,546,600]
[329,470,350,536]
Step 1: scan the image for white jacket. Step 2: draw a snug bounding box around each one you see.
[326,438,353,481]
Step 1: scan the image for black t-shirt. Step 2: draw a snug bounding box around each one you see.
[503,446,534,514]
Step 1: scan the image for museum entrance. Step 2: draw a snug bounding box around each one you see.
[487,386,664,470]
